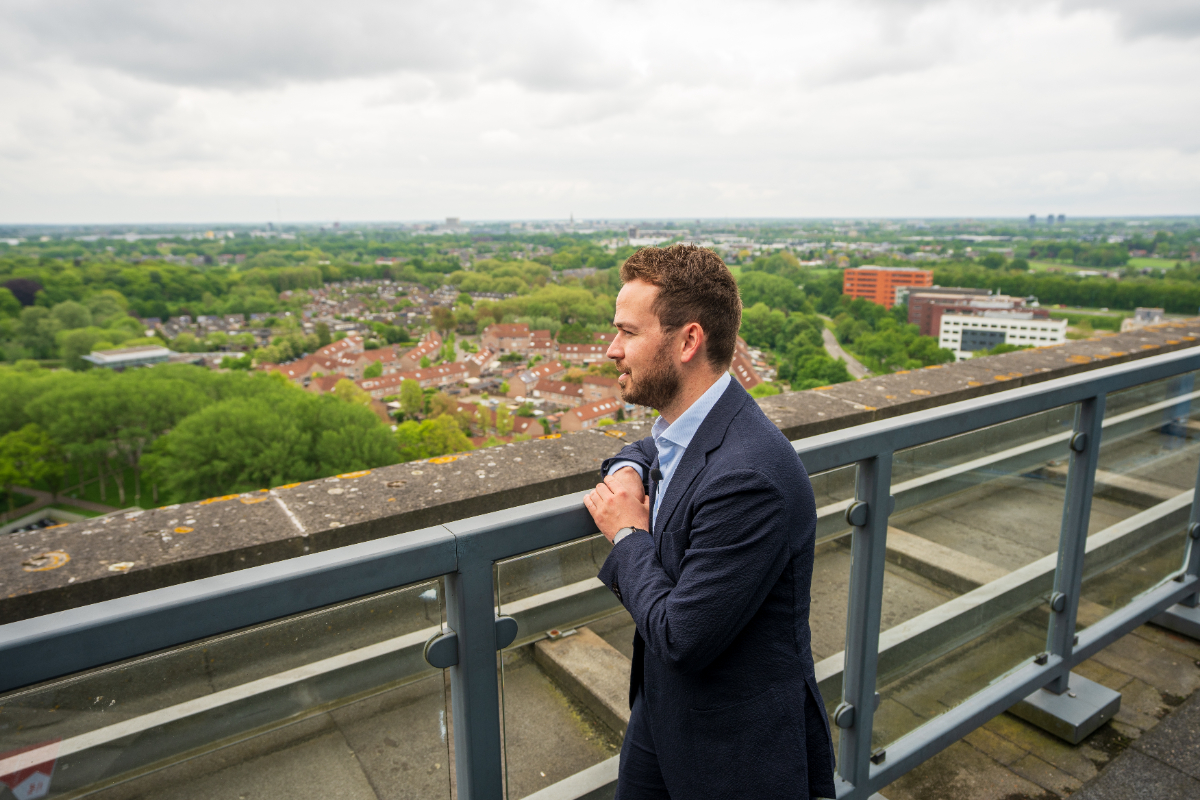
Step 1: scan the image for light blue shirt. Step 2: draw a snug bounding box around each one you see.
[608,372,731,542]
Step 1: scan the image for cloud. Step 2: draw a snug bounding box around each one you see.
[0,0,1197,222]
[1063,0,1200,39]
[1,0,638,93]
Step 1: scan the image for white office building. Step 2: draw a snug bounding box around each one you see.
[82,345,173,369]
[939,312,1067,361]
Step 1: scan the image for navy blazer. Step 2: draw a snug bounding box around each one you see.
[598,379,836,799]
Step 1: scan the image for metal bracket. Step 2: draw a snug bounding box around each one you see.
[424,615,520,669]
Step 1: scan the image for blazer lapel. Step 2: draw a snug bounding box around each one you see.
[653,380,750,536]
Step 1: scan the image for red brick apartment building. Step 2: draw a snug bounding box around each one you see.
[843,266,933,309]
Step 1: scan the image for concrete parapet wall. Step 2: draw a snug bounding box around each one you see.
[3,319,1199,624]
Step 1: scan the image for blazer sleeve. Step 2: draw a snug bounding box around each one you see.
[600,437,656,480]
[597,467,791,673]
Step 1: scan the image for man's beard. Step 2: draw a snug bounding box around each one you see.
[619,346,682,411]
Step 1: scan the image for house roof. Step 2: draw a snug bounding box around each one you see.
[534,380,583,396]
[484,323,530,337]
[569,398,623,422]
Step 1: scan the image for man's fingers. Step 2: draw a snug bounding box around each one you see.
[594,481,615,500]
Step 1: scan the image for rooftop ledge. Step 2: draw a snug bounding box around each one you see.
[4,319,1200,624]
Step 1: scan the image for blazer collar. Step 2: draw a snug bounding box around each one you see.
[653,378,750,535]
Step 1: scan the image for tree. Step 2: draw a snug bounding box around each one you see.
[399,378,423,418]
[496,402,513,435]
[316,322,332,348]
[220,354,252,370]
[431,306,456,334]
[428,391,461,424]
[52,301,92,330]
[0,288,21,318]
[148,391,398,502]
[332,379,372,406]
[556,323,592,344]
[0,423,64,512]
[394,414,474,462]
[420,355,432,368]
[363,360,383,379]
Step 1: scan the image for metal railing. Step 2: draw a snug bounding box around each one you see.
[2,347,1198,800]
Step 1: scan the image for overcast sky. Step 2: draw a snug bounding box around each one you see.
[1,0,1198,224]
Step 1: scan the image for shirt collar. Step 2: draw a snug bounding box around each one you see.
[651,372,732,449]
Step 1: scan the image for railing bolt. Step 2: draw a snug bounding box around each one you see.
[1189,522,1200,540]
[870,749,887,765]
[1069,432,1088,453]
[845,501,869,528]
[834,702,856,729]
[1050,592,1067,613]
[1034,652,1049,665]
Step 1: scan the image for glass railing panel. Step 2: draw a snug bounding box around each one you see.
[495,535,625,800]
[869,405,1080,752]
[1077,373,1199,628]
[0,579,451,800]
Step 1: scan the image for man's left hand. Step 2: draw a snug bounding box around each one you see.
[585,474,650,543]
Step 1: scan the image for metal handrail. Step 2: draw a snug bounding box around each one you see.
[1,347,1198,800]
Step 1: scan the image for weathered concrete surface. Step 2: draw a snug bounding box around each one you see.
[880,622,1200,800]
[3,319,1198,623]
[1073,688,1200,799]
[534,627,632,736]
[885,526,1009,594]
[500,647,622,800]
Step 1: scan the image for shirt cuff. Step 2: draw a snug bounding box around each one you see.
[606,461,644,480]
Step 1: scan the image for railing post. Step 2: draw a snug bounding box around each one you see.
[1181,418,1200,608]
[1151,444,1200,634]
[1012,394,1121,744]
[837,452,893,789]
[1045,394,1105,693]
[446,545,505,800]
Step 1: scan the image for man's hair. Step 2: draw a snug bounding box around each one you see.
[620,244,741,369]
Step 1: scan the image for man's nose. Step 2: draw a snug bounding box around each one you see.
[606,339,622,360]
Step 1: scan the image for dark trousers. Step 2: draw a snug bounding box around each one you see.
[615,693,671,800]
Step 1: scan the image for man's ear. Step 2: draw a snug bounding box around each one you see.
[677,321,706,365]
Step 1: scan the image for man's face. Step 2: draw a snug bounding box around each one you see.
[608,279,682,410]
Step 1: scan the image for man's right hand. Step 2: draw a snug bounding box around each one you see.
[604,465,646,503]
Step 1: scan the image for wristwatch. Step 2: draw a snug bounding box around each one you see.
[613,526,647,545]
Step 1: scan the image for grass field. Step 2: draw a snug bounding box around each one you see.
[1028,260,1111,274]
[59,465,142,509]
[1127,257,1188,271]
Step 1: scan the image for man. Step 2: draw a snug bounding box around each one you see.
[583,244,835,799]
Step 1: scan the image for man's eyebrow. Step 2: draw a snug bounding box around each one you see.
[614,320,639,332]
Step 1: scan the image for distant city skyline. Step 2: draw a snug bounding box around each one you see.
[1,0,1198,224]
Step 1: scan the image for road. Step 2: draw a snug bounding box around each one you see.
[820,326,871,379]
